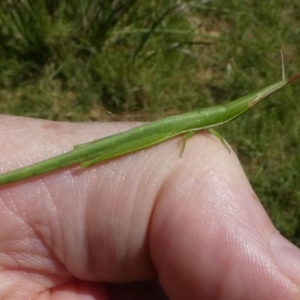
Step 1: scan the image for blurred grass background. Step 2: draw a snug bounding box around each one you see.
[0,0,300,245]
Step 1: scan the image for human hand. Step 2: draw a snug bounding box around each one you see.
[0,115,299,299]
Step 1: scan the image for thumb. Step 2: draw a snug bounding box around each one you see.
[149,132,300,300]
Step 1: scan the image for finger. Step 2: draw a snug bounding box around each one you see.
[150,131,300,299]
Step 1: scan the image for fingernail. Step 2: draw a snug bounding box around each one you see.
[270,233,300,284]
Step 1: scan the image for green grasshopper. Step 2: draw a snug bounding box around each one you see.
[0,71,299,185]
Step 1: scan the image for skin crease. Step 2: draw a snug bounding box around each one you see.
[0,115,299,299]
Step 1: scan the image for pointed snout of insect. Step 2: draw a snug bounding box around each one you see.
[287,72,300,84]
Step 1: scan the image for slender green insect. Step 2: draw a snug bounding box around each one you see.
[0,72,299,185]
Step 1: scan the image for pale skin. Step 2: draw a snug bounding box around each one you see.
[1,67,300,299]
[1,116,300,299]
